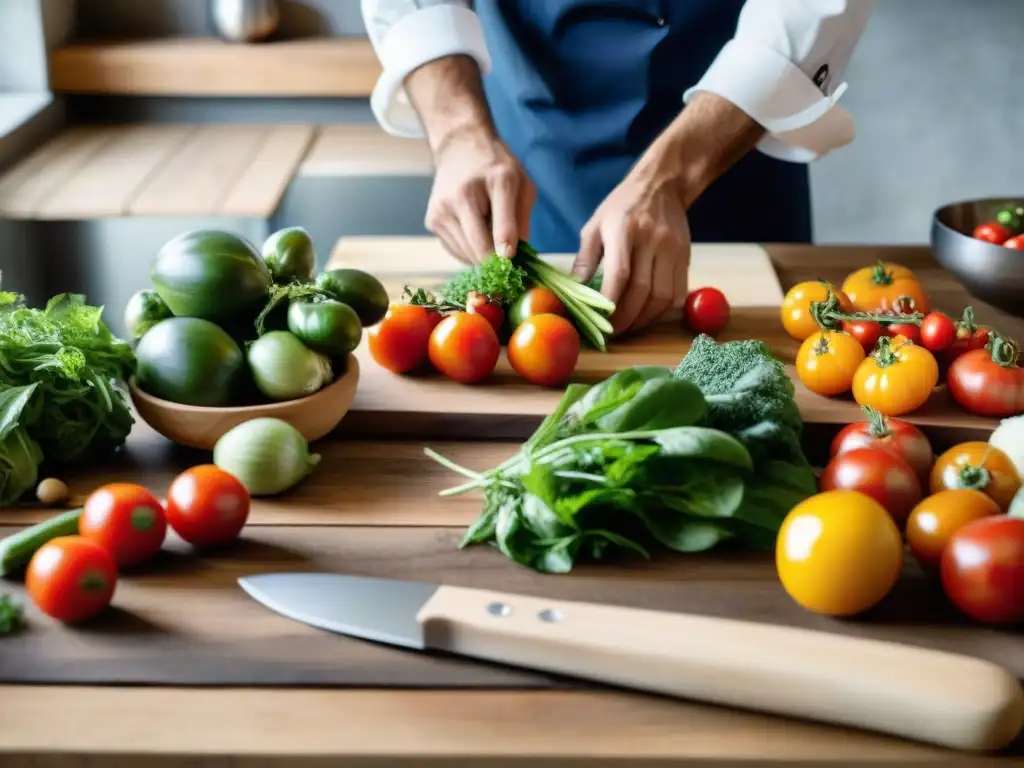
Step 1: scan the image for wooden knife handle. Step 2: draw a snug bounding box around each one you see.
[416,585,1024,752]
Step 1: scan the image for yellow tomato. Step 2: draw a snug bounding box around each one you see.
[795,331,865,396]
[905,489,1002,570]
[840,261,931,314]
[852,336,938,416]
[929,442,1021,511]
[776,490,903,617]
[781,281,854,341]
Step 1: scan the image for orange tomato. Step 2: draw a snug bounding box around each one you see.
[79,482,167,568]
[841,261,930,314]
[780,281,854,341]
[509,286,567,327]
[776,490,903,617]
[26,536,118,624]
[905,489,1002,570]
[929,442,1021,511]
[852,336,938,416]
[507,313,581,387]
[367,304,442,374]
[795,331,865,396]
[428,311,501,384]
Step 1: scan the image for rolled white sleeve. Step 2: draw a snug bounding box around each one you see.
[361,0,492,138]
[683,0,875,162]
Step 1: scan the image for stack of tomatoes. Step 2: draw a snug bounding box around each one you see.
[24,466,250,625]
[367,286,582,388]
[777,408,1024,625]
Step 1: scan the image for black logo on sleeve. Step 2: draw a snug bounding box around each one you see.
[813,64,830,91]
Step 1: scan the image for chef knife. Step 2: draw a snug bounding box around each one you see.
[238,572,1024,753]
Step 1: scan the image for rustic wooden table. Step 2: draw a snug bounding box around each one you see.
[1,245,1022,767]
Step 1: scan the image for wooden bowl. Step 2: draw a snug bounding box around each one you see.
[128,354,361,450]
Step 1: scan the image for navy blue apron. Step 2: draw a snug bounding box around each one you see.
[475,0,813,253]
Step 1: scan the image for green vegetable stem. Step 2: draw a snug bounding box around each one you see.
[0,507,83,577]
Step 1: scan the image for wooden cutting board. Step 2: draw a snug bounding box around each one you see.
[327,237,998,445]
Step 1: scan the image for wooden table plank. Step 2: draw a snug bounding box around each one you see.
[220,125,318,217]
[299,124,434,177]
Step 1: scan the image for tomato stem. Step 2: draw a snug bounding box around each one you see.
[956,305,977,334]
[812,334,832,356]
[986,333,1021,368]
[402,286,466,314]
[871,260,895,286]
[861,405,891,437]
[809,286,924,332]
[957,464,991,492]
[871,336,900,368]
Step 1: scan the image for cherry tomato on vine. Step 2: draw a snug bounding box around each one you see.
[842,319,883,352]
[930,442,1021,511]
[507,313,580,387]
[885,322,920,345]
[1004,235,1024,250]
[79,482,167,568]
[841,261,930,314]
[795,331,865,396]
[428,311,501,384]
[683,287,730,336]
[830,406,933,482]
[941,516,1024,625]
[508,286,566,327]
[165,465,251,548]
[465,291,505,333]
[781,281,853,341]
[972,221,1011,245]
[947,335,1024,418]
[26,536,118,623]
[819,447,922,527]
[367,304,442,374]
[852,336,939,416]
[918,311,957,353]
[905,489,1002,570]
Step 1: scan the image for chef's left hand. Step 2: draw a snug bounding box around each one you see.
[571,168,691,336]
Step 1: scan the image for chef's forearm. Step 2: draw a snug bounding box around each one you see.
[404,55,497,155]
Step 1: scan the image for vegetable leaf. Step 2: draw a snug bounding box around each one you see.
[439,256,528,307]
[0,594,26,635]
[0,383,43,506]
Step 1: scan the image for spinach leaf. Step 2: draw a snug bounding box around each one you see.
[0,383,44,505]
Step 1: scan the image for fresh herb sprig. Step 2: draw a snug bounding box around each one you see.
[0,594,25,635]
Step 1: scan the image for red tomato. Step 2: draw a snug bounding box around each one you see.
[972,221,1011,245]
[830,406,933,482]
[1004,235,1024,250]
[947,337,1024,417]
[842,320,883,352]
[428,311,500,384]
[367,304,442,374]
[26,536,117,623]
[940,516,1024,625]
[819,447,922,527]
[885,322,920,344]
[918,311,956,353]
[465,291,505,333]
[79,482,167,568]
[165,465,251,548]
[509,286,567,327]
[683,287,730,335]
[507,313,581,387]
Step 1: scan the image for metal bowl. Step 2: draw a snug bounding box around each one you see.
[930,197,1024,317]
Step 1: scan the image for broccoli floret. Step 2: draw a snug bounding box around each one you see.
[439,255,529,307]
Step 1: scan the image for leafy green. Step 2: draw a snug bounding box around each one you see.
[0,292,135,467]
[0,594,26,635]
[438,255,529,308]
[0,383,43,505]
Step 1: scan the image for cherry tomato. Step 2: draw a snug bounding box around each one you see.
[939,306,991,371]
[842,319,883,352]
[79,482,167,568]
[775,490,903,617]
[465,291,505,333]
[428,311,500,384]
[507,313,581,387]
[852,336,939,416]
[1004,234,1024,250]
[819,447,922,527]
[367,303,442,374]
[841,261,930,314]
[683,287,730,336]
[795,331,865,396]
[509,286,567,327]
[972,221,1011,245]
[918,311,956,353]
[905,489,1002,570]
[781,281,853,341]
[930,442,1021,511]
[940,516,1024,625]
[165,465,251,548]
[830,406,933,482]
[26,536,117,623]
[947,336,1024,418]
[885,322,920,345]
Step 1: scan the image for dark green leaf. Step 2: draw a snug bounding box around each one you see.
[634,508,733,552]
[562,366,672,432]
[586,529,650,559]
[651,427,753,471]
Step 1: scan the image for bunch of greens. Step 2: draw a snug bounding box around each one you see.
[427,335,815,573]
[0,384,44,506]
[0,292,135,470]
[0,594,26,635]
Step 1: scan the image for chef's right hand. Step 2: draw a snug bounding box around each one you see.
[426,126,536,264]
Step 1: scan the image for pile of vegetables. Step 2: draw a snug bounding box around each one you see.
[971,202,1024,249]
[128,227,388,407]
[426,334,816,573]
[0,292,135,506]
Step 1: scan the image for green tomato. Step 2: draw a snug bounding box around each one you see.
[123,289,173,343]
[246,331,333,401]
[261,227,317,284]
[996,205,1024,235]
[286,300,363,357]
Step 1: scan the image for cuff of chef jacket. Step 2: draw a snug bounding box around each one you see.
[369,4,492,139]
[683,38,856,163]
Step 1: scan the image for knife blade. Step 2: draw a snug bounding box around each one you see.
[238,572,1024,753]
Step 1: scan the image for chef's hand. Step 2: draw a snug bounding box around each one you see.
[572,169,691,335]
[426,127,536,265]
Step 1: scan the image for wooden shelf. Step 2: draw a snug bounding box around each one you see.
[299,124,433,177]
[49,37,381,97]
